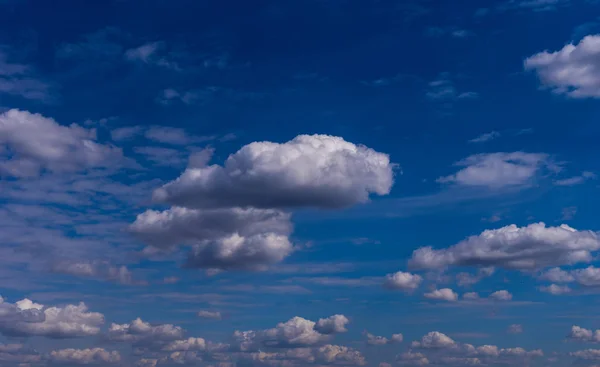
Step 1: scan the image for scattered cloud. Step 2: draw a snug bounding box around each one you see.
[525,34,600,98]
[469,131,501,143]
[410,222,600,271]
[197,310,222,320]
[383,271,423,292]
[437,152,555,189]
[555,171,596,186]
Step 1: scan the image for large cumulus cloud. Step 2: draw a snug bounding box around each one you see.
[152,134,395,210]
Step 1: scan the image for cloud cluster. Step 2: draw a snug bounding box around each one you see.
[424,288,458,302]
[569,325,600,343]
[0,296,104,338]
[49,348,121,365]
[108,318,184,346]
[525,34,600,98]
[410,223,600,271]
[409,331,543,365]
[132,135,394,271]
[364,331,403,345]
[232,315,349,350]
[437,152,553,188]
[0,109,124,177]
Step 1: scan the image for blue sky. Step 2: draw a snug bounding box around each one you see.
[1,0,600,366]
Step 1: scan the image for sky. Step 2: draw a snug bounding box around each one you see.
[1,0,600,366]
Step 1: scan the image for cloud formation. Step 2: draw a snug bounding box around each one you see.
[152,134,395,210]
[0,109,124,177]
[410,223,600,271]
[525,34,600,98]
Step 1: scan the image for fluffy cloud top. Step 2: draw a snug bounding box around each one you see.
[0,297,104,338]
[437,152,552,188]
[108,318,184,346]
[489,290,513,301]
[0,109,124,177]
[383,271,423,291]
[525,34,600,98]
[152,134,395,209]
[409,223,600,270]
[411,331,456,349]
[424,288,458,302]
[364,331,403,345]
[315,344,366,366]
[570,325,600,343]
[232,315,349,350]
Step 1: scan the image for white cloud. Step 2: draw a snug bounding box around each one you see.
[569,325,600,342]
[571,349,600,360]
[383,271,423,291]
[364,331,403,345]
[232,315,349,351]
[51,260,143,285]
[314,315,350,334]
[424,288,458,302]
[185,233,292,271]
[315,344,366,366]
[539,267,575,283]
[456,267,495,287]
[469,131,500,143]
[463,292,479,300]
[489,290,513,301]
[130,207,292,250]
[49,348,121,364]
[144,126,212,145]
[437,152,553,188]
[397,351,429,366]
[411,331,456,348]
[539,284,571,295]
[152,134,395,210]
[125,42,162,63]
[409,223,600,271]
[525,34,600,98]
[198,310,222,320]
[0,296,104,338]
[0,109,124,177]
[108,318,184,346]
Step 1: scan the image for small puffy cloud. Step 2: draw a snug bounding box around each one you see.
[0,297,104,338]
[412,331,456,349]
[0,109,124,177]
[364,331,403,345]
[314,315,350,334]
[507,324,523,334]
[469,131,500,143]
[437,152,552,188]
[489,290,513,301]
[198,310,222,320]
[152,134,395,210]
[539,284,572,295]
[383,271,423,291]
[49,348,121,364]
[569,325,600,342]
[315,344,366,366]
[524,34,600,98]
[424,288,458,302]
[108,318,184,346]
[409,223,600,271]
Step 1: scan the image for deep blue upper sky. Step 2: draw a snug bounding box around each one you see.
[1,0,600,366]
